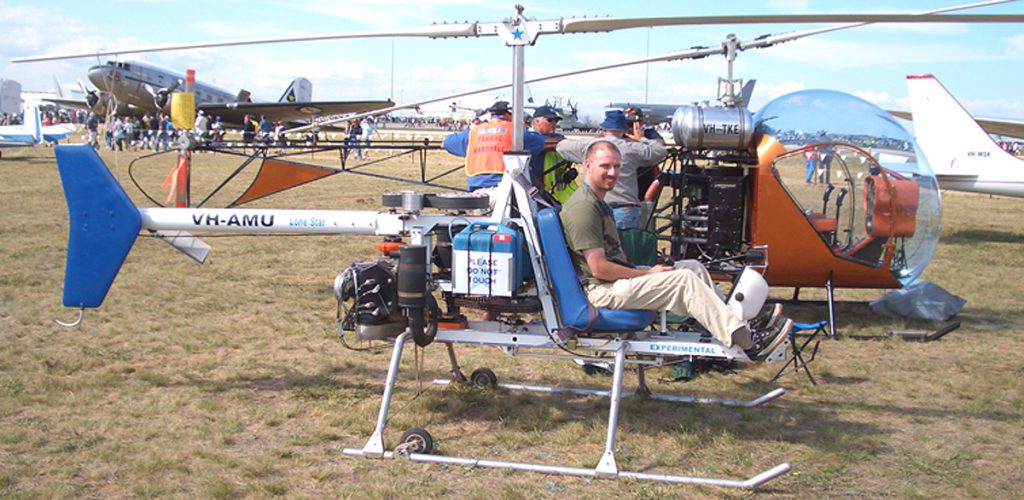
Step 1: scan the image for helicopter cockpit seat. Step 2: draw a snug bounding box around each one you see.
[806,212,838,236]
[839,174,920,264]
[536,208,655,334]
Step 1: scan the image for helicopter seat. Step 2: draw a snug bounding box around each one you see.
[806,212,838,234]
[536,208,655,334]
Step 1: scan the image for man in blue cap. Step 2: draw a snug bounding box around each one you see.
[556,109,667,230]
[443,100,546,193]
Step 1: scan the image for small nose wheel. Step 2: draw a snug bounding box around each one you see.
[398,427,433,455]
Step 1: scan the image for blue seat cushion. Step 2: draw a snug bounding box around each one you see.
[536,208,654,333]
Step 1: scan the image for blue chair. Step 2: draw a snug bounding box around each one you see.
[769,320,825,385]
[536,208,654,334]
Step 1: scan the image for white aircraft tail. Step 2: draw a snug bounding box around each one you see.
[279,77,312,103]
[25,106,42,144]
[907,74,1017,177]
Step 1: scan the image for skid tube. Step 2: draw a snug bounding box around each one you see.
[342,331,792,490]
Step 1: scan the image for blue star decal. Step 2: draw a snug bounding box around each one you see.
[512,28,524,40]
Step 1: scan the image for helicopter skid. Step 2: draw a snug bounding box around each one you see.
[343,330,790,489]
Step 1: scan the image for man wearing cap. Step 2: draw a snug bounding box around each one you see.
[529,105,575,203]
[443,100,546,192]
[556,110,667,230]
[623,107,665,201]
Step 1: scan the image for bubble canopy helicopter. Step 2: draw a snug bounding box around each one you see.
[19,1,1022,490]
[752,90,940,289]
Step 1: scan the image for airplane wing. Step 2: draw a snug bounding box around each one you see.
[42,124,77,142]
[607,103,680,125]
[199,99,395,127]
[889,110,1024,140]
[42,97,92,112]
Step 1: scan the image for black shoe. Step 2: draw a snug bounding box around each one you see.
[750,303,784,331]
[582,363,613,376]
[745,317,794,361]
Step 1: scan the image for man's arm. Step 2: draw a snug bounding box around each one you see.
[583,247,672,281]
[442,129,469,157]
[524,129,554,154]
[628,139,668,165]
[555,138,591,163]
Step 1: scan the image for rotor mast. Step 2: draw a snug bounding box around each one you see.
[511,5,526,150]
[719,34,740,107]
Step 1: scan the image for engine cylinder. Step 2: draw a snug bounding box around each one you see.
[671,105,754,151]
[398,245,428,342]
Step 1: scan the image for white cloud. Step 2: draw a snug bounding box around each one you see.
[1004,34,1024,58]
[852,89,892,107]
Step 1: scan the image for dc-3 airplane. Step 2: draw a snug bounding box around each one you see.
[890,74,1024,197]
[41,59,394,127]
[19,1,1024,491]
[0,106,76,159]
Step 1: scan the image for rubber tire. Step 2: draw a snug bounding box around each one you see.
[399,427,434,455]
[469,367,497,388]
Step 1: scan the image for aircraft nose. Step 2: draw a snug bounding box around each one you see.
[87,66,109,90]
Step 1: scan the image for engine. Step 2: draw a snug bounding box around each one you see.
[333,220,533,347]
[152,80,182,113]
[153,88,173,113]
[84,90,109,115]
[334,257,404,341]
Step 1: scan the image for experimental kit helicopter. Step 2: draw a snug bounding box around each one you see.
[17,1,1024,490]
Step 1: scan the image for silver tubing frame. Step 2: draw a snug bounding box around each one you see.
[344,329,791,489]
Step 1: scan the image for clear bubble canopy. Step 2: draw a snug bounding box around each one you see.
[754,89,940,286]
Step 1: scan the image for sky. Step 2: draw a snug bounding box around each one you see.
[1,0,1022,123]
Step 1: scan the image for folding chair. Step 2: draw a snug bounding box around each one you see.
[769,320,826,385]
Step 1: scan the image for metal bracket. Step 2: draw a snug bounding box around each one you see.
[54,307,84,328]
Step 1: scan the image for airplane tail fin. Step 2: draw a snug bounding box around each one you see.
[907,74,1010,176]
[279,77,312,103]
[53,76,65,98]
[24,106,42,144]
[54,145,141,308]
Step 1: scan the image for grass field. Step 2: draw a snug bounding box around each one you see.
[0,142,1022,498]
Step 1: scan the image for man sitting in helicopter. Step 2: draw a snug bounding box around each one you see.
[560,139,792,360]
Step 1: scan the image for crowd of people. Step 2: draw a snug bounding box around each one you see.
[1,108,88,127]
[91,112,180,152]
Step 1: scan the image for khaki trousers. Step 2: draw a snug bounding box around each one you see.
[673,259,725,300]
[586,268,744,347]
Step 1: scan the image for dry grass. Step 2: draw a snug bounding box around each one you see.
[0,142,1022,498]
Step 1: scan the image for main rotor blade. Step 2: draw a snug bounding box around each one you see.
[13,0,1022,63]
[11,23,479,63]
[281,0,1022,134]
[737,0,1020,50]
[561,13,1024,33]
[281,45,725,134]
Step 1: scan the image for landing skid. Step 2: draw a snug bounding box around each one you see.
[343,330,791,489]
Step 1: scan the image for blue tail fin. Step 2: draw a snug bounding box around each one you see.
[55,145,141,308]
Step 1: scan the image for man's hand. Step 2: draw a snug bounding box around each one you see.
[646,264,674,274]
[626,122,645,142]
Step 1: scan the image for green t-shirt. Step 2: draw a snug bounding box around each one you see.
[560,186,630,284]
